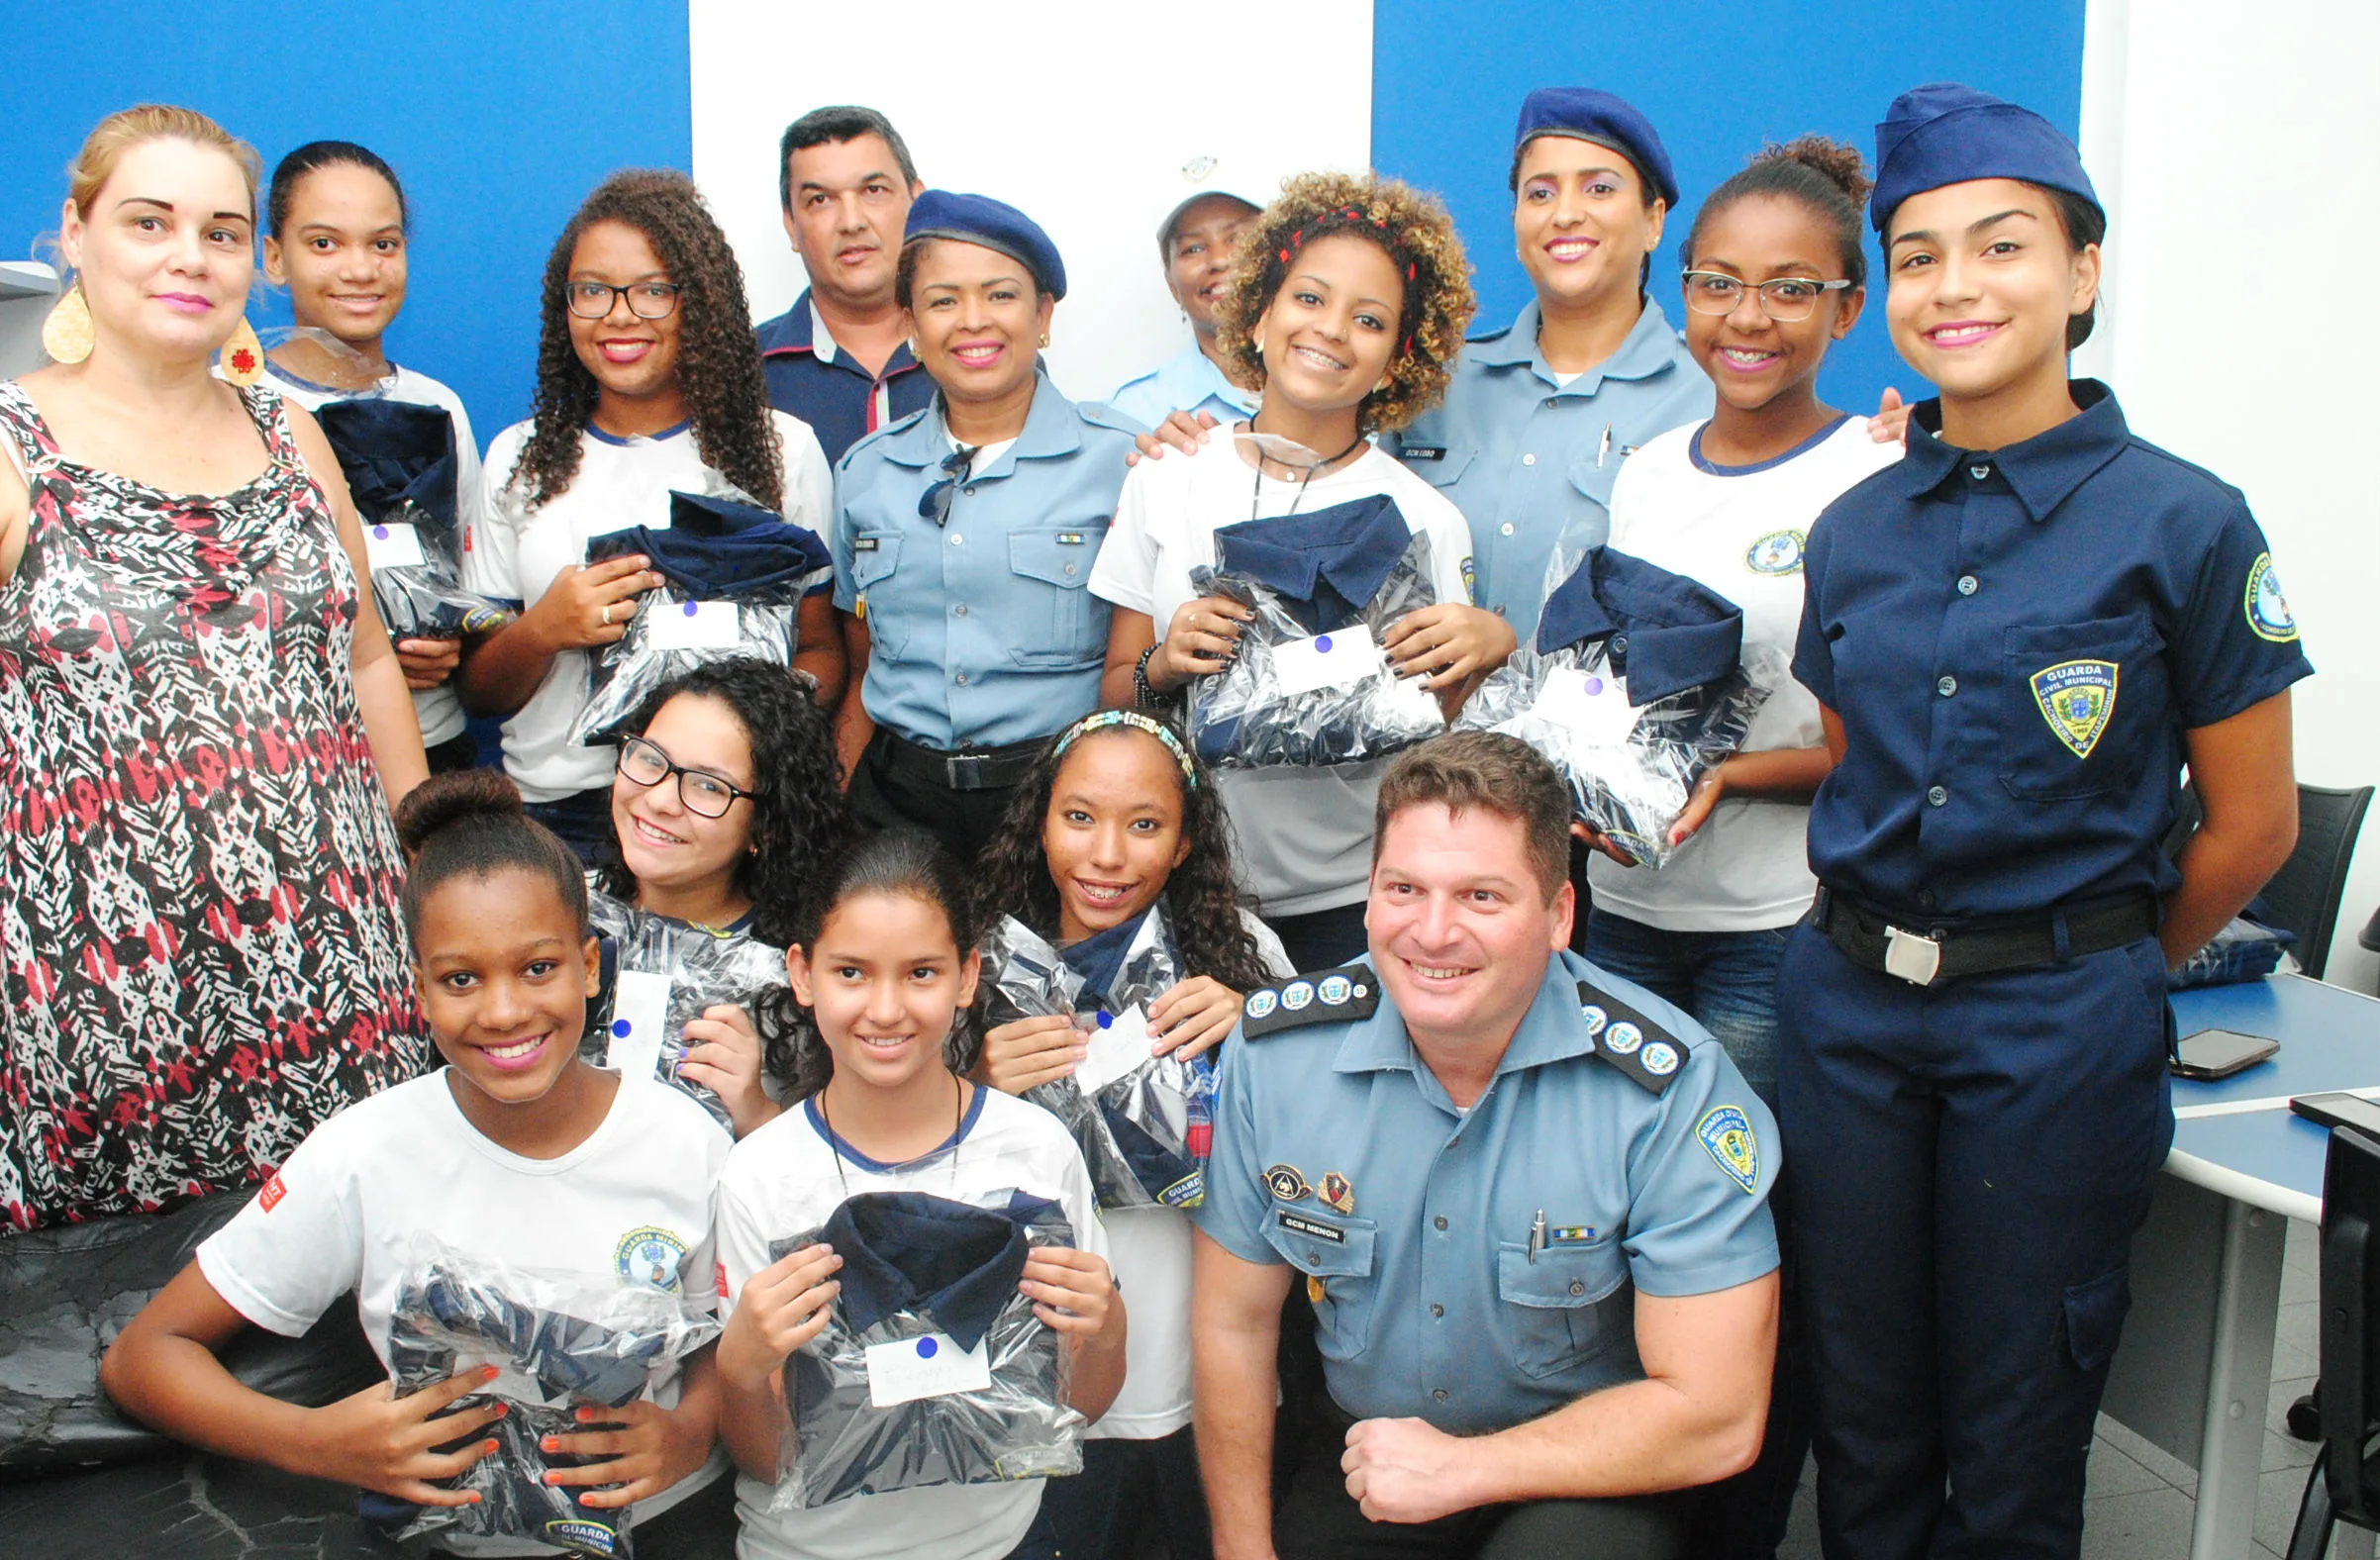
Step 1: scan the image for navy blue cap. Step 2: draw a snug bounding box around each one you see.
[903,189,1067,300]
[1512,88,1680,210]
[1871,82,2100,234]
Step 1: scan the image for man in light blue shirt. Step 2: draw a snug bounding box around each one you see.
[1109,186,1263,430]
[1192,731,1780,1560]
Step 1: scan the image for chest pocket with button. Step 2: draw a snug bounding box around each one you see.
[1998,616,2162,803]
[1557,456,1623,555]
[1402,443,1476,493]
[1497,1236,1628,1379]
[1261,1208,1378,1360]
[847,532,907,660]
[1006,526,1109,668]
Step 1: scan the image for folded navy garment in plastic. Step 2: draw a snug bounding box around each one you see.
[573,491,833,745]
[2168,915,2297,990]
[584,889,786,1128]
[1457,547,1768,868]
[1186,495,1445,768]
[315,398,511,641]
[773,1190,1079,1511]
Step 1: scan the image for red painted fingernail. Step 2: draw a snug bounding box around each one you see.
[482,1439,498,1454]
[482,1365,499,1382]
[467,1492,482,1504]
[576,1407,594,1422]
[545,1471,561,1486]
[542,1436,557,1452]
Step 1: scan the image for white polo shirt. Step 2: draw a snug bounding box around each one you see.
[466,413,832,802]
[1089,436,1477,918]
[1588,415,1901,931]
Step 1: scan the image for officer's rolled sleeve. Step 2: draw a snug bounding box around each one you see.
[2171,499,2313,729]
[1187,1031,1286,1266]
[1619,1044,1781,1299]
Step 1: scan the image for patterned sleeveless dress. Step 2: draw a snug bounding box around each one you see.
[0,380,426,1232]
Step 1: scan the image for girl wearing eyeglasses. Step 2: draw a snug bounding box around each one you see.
[593,658,847,1136]
[829,192,1144,865]
[460,171,838,861]
[1575,135,1896,1560]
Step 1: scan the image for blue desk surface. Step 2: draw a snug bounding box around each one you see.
[2167,974,2380,1217]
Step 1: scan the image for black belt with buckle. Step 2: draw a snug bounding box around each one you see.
[874,729,1044,793]
[1814,886,2160,986]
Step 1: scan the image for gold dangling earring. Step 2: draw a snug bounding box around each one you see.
[40,283,94,365]
[220,315,265,387]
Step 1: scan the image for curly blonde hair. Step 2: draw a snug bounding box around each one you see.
[1215,171,1475,434]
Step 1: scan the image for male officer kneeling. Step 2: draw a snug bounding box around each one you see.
[1191,731,1780,1560]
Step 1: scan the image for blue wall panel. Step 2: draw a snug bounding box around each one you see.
[0,0,693,442]
[1370,1,2087,412]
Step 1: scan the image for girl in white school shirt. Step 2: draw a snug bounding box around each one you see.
[258,139,488,772]
[459,170,836,860]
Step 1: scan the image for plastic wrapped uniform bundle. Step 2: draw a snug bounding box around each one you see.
[570,491,833,745]
[583,888,786,1128]
[1456,547,1770,868]
[979,910,1216,1211]
[772,1190,1081,1511]
[378,1239,722,1557]
[2167,915,2297,990]
[1185,494,1447,768]
[314,397,512,642]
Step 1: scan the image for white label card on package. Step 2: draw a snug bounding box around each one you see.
[865,1332,993,1408]
[1078,1004,1153,1095]
[1533,668,1643,746]
[646,600,742,650]
[363,523,427,571]
[1271,623,1382,698]
[605,970,673,1083]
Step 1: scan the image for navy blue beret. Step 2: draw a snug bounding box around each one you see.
[1871,82,2101,235]
[904,190,1067,300]
[1512,87,1679,210]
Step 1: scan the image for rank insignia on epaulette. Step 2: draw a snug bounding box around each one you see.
[1264,1163,1312,1203]
[1576,982,1685,1096]
[1242,965,1377,1039]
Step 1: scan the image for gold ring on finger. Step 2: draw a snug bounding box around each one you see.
[601,604,613,627]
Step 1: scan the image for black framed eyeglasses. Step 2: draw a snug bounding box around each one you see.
[918,444,978,528]
[566,280,683,321]
[1680,271,1853,323]
[616,735,754,819]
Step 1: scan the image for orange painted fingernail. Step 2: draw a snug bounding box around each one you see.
[576,1406,595,1422]
[545,1471,562,1486]
[542,1436,558,1452]
[481,1365,499,1381]
[492,1403,508,1417]
[467,1492,482,1504]
[482,1439,498,1454]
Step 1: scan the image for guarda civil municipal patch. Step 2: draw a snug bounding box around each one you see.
[2030,659,2119,759]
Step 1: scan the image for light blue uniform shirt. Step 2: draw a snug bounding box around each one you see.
[1386,299,1713,639]
[1109,341,1259,432]
[1195,948,1778,1435]
[832,372,1144,749]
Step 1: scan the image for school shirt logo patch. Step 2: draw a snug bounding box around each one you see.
[1698,1106,1761,1195]
[2030,660,2120,758]
[1743,530,1807,576]
[257,1172,287,1212]
[614,1226,689,1294]
[2245,552,2299,643]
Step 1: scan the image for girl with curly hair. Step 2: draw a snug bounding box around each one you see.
[459,170,838,861]
[1092,169,1507,969]
[973,710,1291,1560]
[589,658,848,1136]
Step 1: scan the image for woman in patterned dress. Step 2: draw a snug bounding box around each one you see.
[0,106,431,1233]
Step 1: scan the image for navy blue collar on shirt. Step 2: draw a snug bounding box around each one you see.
[585,418,691,446]
[820,1190,1030,1350]
[1688,413,1850,476]
[802,1084,987,1174]
[875,369,1079,474]
[1535,547,1745,702]
[583,490,830,593]
[1213,494,1413,629]
[1056,912,1146,1005]
[759,287,923,377]
[1894,379,2130,522]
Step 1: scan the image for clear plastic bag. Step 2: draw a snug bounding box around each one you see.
[584,889,788,1128]
[571,491,833,747]
[378,1234,722,1556]
[314,397,513,642]
[2168,915,2299,990]
[1454,546,1768,868]
[1184,494,1446,769]
[980,912,1215,1211]
[770,1191,1081,1511]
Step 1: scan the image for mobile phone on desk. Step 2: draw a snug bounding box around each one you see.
[2172,1027,2280,1080]
[2289,1092,2380,1139]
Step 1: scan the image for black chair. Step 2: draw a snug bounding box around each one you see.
[2166,781,2372,981]
[2285,1122,2380,1559]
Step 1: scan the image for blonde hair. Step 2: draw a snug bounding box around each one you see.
[66,105,260,221]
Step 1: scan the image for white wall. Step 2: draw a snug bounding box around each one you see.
[687,0,1374,406]
[2077,0,2380,990]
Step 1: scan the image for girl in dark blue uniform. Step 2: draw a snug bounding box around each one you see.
[1779,84,2312,1560]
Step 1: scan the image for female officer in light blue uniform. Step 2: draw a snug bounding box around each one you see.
[1780,85,2311,1560]
[832,192,1144,862]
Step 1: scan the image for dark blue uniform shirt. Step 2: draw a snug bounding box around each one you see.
[755,289,935,465]
[1795,381,2311,920]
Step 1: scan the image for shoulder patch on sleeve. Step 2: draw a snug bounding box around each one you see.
[1241,965,1377,1039]
[2244,552,2299,643]
[1574,981,1686,1096]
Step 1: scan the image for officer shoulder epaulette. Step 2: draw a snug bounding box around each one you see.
[837,407,931,474]
[1574,981,1691,1096]
[1240,965,1378,1039]
[1074,399,1149,438]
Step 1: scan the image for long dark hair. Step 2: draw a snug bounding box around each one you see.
[754,830,986,1100]
[508,169,783,511]
[974,716,1276,994]
[592,659,848,945]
